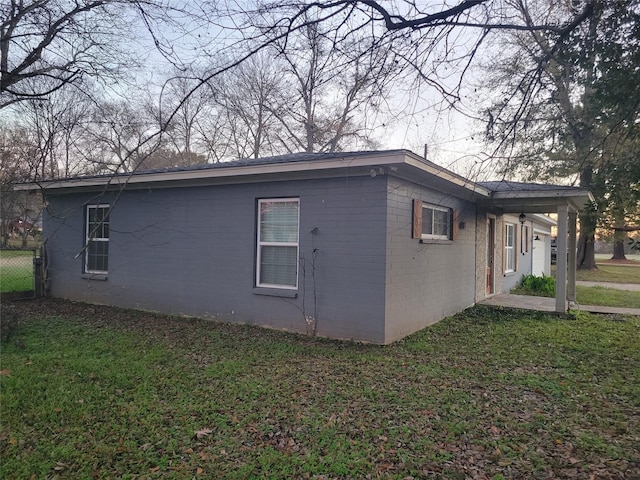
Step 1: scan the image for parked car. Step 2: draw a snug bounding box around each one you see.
[551,237,557,264]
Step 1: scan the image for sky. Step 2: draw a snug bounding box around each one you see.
[123,2,501,180]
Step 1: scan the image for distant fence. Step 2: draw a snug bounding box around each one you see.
[0,248,40,299]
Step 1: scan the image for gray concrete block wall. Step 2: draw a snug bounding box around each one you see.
[383,177,477,343]
[43,176,389,343]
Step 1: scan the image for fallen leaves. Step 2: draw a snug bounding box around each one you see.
[194,428,213,439]
[1,299,638,479]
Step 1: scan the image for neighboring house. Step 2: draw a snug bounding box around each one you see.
[17,150,592,344]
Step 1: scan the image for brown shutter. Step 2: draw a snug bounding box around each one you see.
[452,209,459,241]
[413,199,422,239]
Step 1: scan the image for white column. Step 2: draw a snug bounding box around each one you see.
[567,212,577,303]
[556,204,568,313]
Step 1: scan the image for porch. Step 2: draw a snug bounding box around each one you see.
[478,181,595,314]
[480,293,640,316]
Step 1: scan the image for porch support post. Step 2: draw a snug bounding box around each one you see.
[556,204,568,313]
[567,211,577,303]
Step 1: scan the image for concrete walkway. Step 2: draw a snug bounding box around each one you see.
[480,293,640,316]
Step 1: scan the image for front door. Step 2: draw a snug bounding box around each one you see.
[486,218,495,295]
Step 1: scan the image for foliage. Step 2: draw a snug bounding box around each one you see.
[1,300,639,479]
[512,274,556,297]
[485,0,640,269]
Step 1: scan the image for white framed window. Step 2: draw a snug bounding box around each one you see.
[422,203,452,240]
[256,198,299,289]
[505,223,516,273]
[85,204,109,274]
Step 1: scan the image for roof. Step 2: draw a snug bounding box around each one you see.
[15,151,595,213]
[15,150,492,200]
[476,180,595,214]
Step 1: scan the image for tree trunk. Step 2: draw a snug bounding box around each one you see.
[612,228,627,259]
[576,225,598,269]
[577,164,598,269]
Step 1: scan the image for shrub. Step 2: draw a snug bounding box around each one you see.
[516,274,556,297]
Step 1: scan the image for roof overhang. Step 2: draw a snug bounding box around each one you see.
[14,150,492,200]
[478,188,595,214]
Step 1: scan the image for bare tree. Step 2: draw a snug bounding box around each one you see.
[157,68,217,162]
[0,122,42,246]
[214,52,286,159]
[265,18,398,153]
[0,0,214,109]
[84,99,160,173]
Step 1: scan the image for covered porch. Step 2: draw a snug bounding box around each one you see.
[480,292,640,316]
[478,181,595,314]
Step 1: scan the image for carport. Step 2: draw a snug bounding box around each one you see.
[478,181,595,313]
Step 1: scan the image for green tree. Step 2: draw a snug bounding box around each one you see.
[485,0,640,269]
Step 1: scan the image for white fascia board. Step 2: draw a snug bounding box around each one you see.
[15,152,410,191]
[490,189,594,212]
[403,155,492,197]
[491,189,592,202]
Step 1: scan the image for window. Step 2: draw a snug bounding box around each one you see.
[85,205,109,273]
[257,198,299,289]
[505,223,516,273]
[413,200,453,240]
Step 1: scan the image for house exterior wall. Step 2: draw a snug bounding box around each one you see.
[501,215,534,292]
[43,176,389,343]
[383,177,477,343]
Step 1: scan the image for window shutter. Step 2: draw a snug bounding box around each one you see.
[452,209,459,241]
[413,199,422,239]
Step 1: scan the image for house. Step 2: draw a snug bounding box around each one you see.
[17,150,593,344]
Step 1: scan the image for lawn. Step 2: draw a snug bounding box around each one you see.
[510,280,640,309]
[0,249,35,292]
[1,300,638,479]
[577,286,640,309]
[575,264,640,284]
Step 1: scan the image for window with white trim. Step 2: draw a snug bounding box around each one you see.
[256,198,299,289]
[505,223,516,273]
[85,204,109,273]
[422,203,452,240]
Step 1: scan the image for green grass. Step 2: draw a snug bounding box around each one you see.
[1,300,639,479]
[0,250,34,292]
[577,286,640,308]
[575,264,640,284]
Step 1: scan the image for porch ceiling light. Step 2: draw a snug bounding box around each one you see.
[519,212,526,225]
